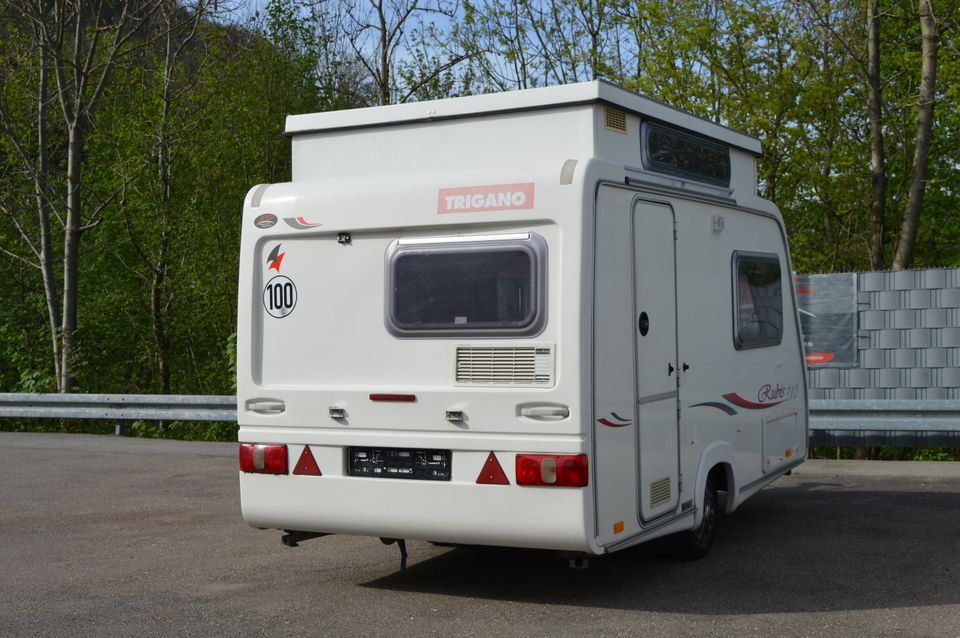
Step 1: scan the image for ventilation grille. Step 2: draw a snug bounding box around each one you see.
[650,477,672,507]
[456,346,553,385]
[604,107,627,133]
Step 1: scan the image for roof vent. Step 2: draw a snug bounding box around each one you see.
[604,107,627,134]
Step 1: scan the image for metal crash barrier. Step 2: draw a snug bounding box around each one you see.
[0,393,236,435]
[1,393,959,446]
[808,399,960,447]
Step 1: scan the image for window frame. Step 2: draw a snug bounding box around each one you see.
[732,250,784,350]
[641,122,732,187]
[384,232,547,338]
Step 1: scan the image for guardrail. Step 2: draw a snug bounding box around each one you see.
[0,393,235,435]
[0,394,958,446]
[808,399,960,447]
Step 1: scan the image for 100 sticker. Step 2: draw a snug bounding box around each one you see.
[263,276,298,318]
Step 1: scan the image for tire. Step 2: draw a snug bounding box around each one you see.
[671,472,720,561]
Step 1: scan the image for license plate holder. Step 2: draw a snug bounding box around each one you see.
[347,447,452,481]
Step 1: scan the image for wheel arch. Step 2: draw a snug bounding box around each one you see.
[693,441,738,526]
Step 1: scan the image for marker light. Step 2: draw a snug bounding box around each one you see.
[239,443,288,474]
[515,454,588,487]
[369,393,417,402]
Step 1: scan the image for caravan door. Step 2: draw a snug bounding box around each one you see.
[632,200,680,522]
[593,187,680,546]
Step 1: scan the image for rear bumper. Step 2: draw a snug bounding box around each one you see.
[238,434,596,553]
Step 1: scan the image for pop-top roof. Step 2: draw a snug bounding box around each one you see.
[284,80,762,155]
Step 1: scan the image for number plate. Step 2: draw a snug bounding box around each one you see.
[348,447,451,481]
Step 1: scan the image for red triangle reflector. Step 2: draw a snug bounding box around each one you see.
[476,452,509,485]
[293,445,322,476]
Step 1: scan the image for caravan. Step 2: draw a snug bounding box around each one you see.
[236,81,808,560]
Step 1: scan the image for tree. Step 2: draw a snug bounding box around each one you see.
[892,0,940,269]
[0,0,160,392]
[341,0,474,104]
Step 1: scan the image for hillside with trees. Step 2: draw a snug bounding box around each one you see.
[0,0,957,426]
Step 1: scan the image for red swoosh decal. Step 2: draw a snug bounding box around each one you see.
[722,393,784,410]
[598,418,631,428]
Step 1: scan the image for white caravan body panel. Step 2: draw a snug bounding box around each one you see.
[237,82,807,555]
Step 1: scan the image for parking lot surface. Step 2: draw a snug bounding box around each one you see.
[1,432,958,637]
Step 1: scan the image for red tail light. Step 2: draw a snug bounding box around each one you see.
[515,454,588,487]
[239,443,288,474]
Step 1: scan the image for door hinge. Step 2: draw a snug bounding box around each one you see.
[673,221,678,240]
[678,474,684,492]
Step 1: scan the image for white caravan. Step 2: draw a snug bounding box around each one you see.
[236,81,808,561]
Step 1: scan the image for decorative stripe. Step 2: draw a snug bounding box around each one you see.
[283,217,323,229]
[722,392,784,410]
[691,401,738,416]
[598,417,631,428]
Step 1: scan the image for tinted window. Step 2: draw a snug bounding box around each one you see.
[734,253,782,349]
[387,234,546,337]
[644,123,731,186]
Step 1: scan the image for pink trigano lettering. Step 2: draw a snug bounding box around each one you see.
[437,182,536,214]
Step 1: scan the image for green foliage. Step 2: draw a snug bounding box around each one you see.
[811,447,960,461]
[0,0,958,446]
[130,419,238,441]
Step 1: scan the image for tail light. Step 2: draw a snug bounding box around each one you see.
[515,454,588,487]
[239,443,288,474]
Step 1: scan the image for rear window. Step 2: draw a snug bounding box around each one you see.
[733,251,783,349]
[386,233,547,337]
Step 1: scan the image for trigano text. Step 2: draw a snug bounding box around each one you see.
[438,182,535,214]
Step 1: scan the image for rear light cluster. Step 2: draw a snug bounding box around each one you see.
[238,443,588,486]
[239,443,288,474]
[515,454,589,487]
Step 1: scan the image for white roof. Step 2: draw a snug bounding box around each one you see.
[285,80,762,155]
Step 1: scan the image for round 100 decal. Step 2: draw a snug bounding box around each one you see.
[263,275,298,318]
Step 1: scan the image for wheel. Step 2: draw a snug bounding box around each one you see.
[671,472,720,561]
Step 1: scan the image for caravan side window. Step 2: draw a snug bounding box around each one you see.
[733,252,782,349]
[386,233,547,337]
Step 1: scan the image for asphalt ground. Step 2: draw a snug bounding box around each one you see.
[0,432,958,638]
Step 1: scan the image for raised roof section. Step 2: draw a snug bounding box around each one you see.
[285,81,762,155]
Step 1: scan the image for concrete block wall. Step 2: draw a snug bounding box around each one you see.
[806,268,960,400]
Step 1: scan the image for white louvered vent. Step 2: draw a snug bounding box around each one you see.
[650,476,672,508]
[604,107,627,134]
[456,346,554,385]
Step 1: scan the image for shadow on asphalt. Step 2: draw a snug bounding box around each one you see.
[361,482,959,613]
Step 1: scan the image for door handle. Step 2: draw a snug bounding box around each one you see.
[519,405,570,420]
[668,363,675,376]
[246,399,286,415]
